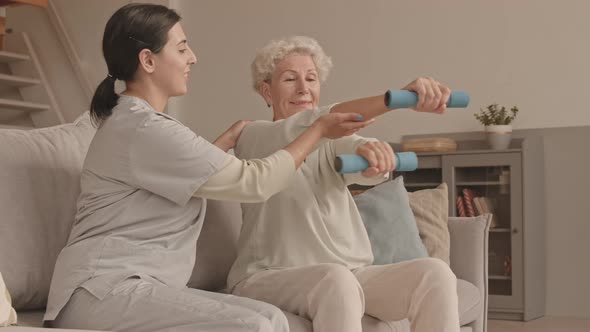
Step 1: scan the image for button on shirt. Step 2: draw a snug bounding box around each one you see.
[44,95,228,321]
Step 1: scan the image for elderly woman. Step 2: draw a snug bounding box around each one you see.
[227,36,460,332]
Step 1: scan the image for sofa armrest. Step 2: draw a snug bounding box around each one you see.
[448,214,491,332]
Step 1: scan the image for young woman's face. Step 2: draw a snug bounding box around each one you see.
[152,23,196,97]
[262,54,320,120]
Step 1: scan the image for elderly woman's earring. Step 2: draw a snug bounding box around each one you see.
[267,104,271,108]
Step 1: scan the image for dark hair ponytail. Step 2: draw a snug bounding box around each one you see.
[90,75,118,125]
[90,3,181,125]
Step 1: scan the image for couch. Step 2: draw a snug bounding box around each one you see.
[0,114,490,332]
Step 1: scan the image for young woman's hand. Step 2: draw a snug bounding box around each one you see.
[402,77,451,114]
[314,113,374,139]
[213,120,251,152]
[356,140,395,177]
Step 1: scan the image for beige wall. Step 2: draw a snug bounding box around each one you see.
[49,0,169,89]
[527,127,590,319]
[172,0,590,143]
[10,0,589,319]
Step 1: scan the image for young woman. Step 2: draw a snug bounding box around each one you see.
[43,6,371,332]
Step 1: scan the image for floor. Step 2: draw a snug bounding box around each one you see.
[488,317,590,332]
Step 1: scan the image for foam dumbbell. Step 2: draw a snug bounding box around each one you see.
[385,90,470,109]
[335,152,418,174]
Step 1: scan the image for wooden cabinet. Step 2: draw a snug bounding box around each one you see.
[394,137,546,321]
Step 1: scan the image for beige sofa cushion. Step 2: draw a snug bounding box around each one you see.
[0,113,95,310]
[408,183,450,264]
[188,199,242,291]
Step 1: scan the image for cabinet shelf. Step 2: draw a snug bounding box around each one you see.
[490,228,511,233]
[489,275,512,281]
[456,181,504,186]
[404,182,441,188]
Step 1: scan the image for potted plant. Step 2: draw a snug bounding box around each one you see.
[474,103,519,150]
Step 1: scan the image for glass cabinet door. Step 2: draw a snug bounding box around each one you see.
[442,152,523,310]
[394,155,443,192]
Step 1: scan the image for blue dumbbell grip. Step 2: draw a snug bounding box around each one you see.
[385,90,470,109]
[335,152,418,174]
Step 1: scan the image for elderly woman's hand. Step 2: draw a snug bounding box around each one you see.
[356,140,395,178]
[314,113,375,139]
[213,120,251,152]
[403,77,451,114]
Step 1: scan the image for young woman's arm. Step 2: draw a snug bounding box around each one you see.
[195,112,372,202]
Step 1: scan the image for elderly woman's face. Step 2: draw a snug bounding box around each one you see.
[261,54,320,120]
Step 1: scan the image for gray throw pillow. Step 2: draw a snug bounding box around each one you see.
[353,176,428,265]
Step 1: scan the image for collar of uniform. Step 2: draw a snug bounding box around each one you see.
[119,94,186,127]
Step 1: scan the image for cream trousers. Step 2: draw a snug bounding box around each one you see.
[232,257,460,332]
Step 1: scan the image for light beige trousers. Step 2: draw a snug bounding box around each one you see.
[52,277,289,332]
[232,257,460,332]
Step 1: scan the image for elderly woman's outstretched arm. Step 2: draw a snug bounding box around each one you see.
[330,77,451,120]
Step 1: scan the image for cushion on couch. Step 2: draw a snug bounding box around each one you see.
[407,183,450,264]
[0,113,96,310]
[187,199,242,291]
[353,177,428,265]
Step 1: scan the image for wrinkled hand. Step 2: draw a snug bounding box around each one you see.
[315,113,375,139]
[214,120,250,151]
[402,77,451,114]
[356,140,395,177]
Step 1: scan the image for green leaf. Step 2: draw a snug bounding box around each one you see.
[474,103,519,125]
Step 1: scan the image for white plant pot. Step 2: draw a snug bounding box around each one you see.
[485,125,512,150]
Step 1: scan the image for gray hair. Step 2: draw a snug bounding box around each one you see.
[251,36,333,92]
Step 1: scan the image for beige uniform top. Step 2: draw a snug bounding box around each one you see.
[44,95,296,321]
[227,106,387,290]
